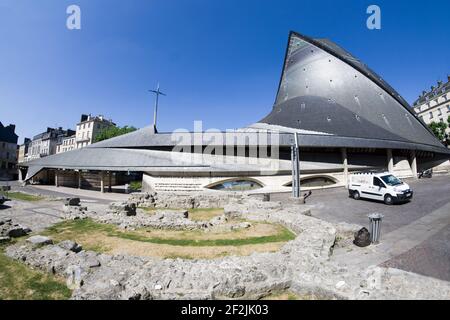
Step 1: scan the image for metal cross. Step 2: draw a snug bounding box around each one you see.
[149,83,166,132]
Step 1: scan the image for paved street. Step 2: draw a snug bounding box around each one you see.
[273,175,450,234]
[1,181,128,204]
[381,224,450,281]
[272,175,450,281]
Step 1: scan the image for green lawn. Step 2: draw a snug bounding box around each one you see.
[43,218,296,247]
[3,192,44,202]
[0,243,71,300]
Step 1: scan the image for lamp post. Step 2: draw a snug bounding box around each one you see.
[291,132,300,198]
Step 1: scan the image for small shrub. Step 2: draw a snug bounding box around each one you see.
[129,181,142,192]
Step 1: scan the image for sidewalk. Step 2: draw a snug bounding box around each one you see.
[28,185,130,202]
[332,201,450,269]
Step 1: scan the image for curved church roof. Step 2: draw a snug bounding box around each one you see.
[258,31,446,151]
[23,31,450,180]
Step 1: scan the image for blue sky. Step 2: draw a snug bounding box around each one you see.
[1,0,449,142]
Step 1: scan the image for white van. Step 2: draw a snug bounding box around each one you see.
[348,172,413,205]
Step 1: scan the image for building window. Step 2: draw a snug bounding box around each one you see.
[207,179,263,191]
[285,176,337,188]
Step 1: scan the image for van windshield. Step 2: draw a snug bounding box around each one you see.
[381,174,403,186]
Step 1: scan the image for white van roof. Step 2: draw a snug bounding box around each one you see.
[351,171,393,178]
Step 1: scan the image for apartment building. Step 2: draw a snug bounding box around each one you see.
[413,76,450,136]
[56,135,76,154]
[75,114,115,149]
[28,127,75,160]
[0,122,18,180]
[17,138,31,164]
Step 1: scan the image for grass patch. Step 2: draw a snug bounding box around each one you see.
[0,249,71,300]
[43,218,295,247]
[140,207,224,221]
[3,192,44,202]
[42,218,296,259]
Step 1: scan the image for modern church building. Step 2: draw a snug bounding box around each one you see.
[22,31,450,193]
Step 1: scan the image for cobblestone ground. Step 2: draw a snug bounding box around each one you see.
[381,224,450,281]
[0,200,64,232]
[272,175,450,234]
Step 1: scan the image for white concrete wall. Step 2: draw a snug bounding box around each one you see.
[143,172,347,194]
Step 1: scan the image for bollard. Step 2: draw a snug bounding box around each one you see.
[368,213,384,244]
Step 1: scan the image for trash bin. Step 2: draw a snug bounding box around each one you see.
[368,213,384,244]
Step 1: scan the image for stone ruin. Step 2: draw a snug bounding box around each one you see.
[5,198,450,300]
[0,217,31,243]
[129,191,247,209]
[3,192,450,300]
[62,197,89,220]
[62,197,252,232]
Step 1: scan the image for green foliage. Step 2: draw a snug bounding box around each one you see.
[428,121,448,142]
[129,181,142,192]
[94,125,137,143]
[4,192,44,202]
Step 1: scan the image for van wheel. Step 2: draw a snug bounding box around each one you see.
[384,194,394,205]
[352,191,360,200]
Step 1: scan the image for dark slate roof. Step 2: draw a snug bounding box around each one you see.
[0,122,18,144]
[259,31,447,151]
[32,128,75,141]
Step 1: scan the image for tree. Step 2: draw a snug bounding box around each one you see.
[94,125,137,143]
[428,121,448,142]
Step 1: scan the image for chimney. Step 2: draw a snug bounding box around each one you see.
[80,114,88,122]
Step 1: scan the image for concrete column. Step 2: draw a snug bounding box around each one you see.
[341,148,348,188]
[387,149,394,173]
[100,171,105,193]
[18,169,23,182]
[108,171,112,192]
[410,150,418,179]
[55,170,59,187]
[78,171,82,189]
